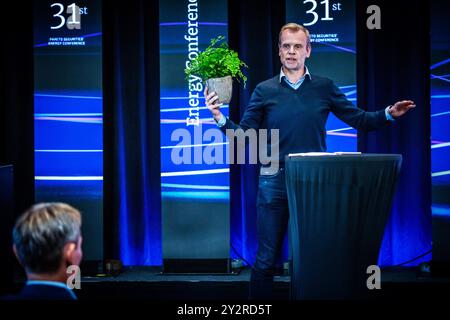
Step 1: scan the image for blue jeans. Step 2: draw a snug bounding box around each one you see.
[249,167,289,300]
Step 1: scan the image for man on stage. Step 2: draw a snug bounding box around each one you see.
[205,23,415,299]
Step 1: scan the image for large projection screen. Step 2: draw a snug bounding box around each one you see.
[34,0,103,261]
[160,0,230,272]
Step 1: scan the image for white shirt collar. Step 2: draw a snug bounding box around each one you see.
[279,66,311,83]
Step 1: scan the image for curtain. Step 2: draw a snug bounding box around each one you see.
[356,0,432,266]
[103,0,162,265]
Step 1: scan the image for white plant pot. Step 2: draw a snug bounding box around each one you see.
[205,76,233,104]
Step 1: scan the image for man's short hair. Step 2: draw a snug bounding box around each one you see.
[278,23,311,48]
[13,203,82,274]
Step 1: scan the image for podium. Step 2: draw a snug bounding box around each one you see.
[285,154,402,299]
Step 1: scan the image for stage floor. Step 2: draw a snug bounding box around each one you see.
[9,266,450,300]
[72,266,450,300]
[78,266,289,300]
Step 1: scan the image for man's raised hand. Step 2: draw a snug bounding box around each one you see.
[204,87,224,122]
[388,100,416,119]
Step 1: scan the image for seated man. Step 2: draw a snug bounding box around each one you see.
[3,202,82,300]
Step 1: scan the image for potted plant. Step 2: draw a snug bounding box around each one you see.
[185,35,248,104]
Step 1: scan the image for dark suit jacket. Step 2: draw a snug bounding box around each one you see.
[1,283,77,300]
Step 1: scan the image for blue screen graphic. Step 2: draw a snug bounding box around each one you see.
[160,2,229,202]
[34,0,103,260]
[160,1,229,201]
[431,0,450,261]
[160,0,230,261]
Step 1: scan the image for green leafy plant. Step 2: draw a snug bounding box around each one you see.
[185,36,248,87]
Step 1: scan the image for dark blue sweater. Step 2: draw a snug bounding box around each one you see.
[221,74,389,163]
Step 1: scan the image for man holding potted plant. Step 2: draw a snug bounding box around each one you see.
[205,23,415,299]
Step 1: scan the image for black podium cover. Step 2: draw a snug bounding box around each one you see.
[285,154,402,299]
